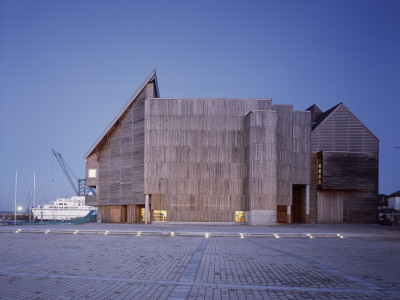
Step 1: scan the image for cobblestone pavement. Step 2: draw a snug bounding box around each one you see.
[0,225,399,299]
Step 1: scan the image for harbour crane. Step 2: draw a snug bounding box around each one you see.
[51,148,87,196]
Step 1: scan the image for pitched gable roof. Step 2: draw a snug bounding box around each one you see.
[84,69,159,159]
[312,103,379,142]
[306,104,323,123]
[311,103,341,130]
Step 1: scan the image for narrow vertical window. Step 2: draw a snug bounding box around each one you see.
[317,162,322,185]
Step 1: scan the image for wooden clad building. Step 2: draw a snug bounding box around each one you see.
[84,70,312,225]
[307,103,379,223]
[84,71,379,225]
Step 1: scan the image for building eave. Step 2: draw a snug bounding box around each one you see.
[84,69,159,159]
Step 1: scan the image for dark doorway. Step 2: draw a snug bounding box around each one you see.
[121,205,127,223]
[277,206,287,223]
[292,185,304,223]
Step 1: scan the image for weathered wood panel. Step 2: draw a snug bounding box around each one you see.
[144,98,273,222]
[342,190,378,223]
[311,105,379,153]
[245,110,277,211]
[127,205,141,223]
[309,153,318,224]
[317,190,344,224]
[100,205,127,223]
[95,82,156,210]
[85,153,99,188]
[320,151,378,190]
[291,111,311,185]
[272,105,293,205]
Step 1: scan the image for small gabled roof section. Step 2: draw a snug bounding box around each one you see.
[312,103,341,130]
[312,102,379,142]
[306,104,323,123]
[84,69,159,159]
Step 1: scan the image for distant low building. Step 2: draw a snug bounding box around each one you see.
[378,194,389,211]
[388,191,400,211]
[84,70,379,225]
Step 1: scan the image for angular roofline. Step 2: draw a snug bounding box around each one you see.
[311,103,341,129]
[84,69,159,159]
[313,103,380,142]
[146,98,272,101]
[306,104,322,112]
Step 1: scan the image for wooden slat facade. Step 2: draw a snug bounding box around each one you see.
[85,81,157,222]
[319,151,378,190]
[311,105,379,154]
[144,98,311,224]
[85,72,382,225]
[245,110,278,211]
[144,99,274,222]
[309,103,379,224]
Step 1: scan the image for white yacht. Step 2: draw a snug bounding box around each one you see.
[32,196,97,221]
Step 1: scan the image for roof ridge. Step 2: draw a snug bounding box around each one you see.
[83,69,158,159]
[312,102,341,130]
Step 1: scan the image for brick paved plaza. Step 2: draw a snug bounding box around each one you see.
[0,224,399,299]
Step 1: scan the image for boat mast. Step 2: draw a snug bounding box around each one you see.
[29,187,32,223]
[14,169,17,225]
[33,171,36,208]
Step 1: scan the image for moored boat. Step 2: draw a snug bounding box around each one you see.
[32,196,97,221]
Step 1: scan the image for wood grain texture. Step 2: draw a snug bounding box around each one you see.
[90,92,314,223]
[144,99,275,222]
[245,110,278,211]
[311,105,379,153]
[92,82,156,211]
[320,151,378,190]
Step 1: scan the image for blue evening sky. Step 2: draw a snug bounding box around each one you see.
[0,0,399,211]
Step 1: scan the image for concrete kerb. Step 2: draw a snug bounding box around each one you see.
[0,227,371,239]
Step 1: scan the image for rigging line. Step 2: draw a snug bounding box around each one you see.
[24,185,33,212]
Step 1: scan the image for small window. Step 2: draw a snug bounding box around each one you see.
[235,211,245,222]
[88,169,96,178]
[153,210,167,221]
[317,162,322,185]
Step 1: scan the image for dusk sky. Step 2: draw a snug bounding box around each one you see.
[0,0,399,211]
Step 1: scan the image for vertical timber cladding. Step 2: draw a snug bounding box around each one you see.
[310,103,379,224]
[321,151,379,223]
[85,153,99,206]
[245,110,278,225]
[144,98,272,222]
[271,105,293,206]
[309,153,318,223]
[291,111,312,221]
[96,82,157,223]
